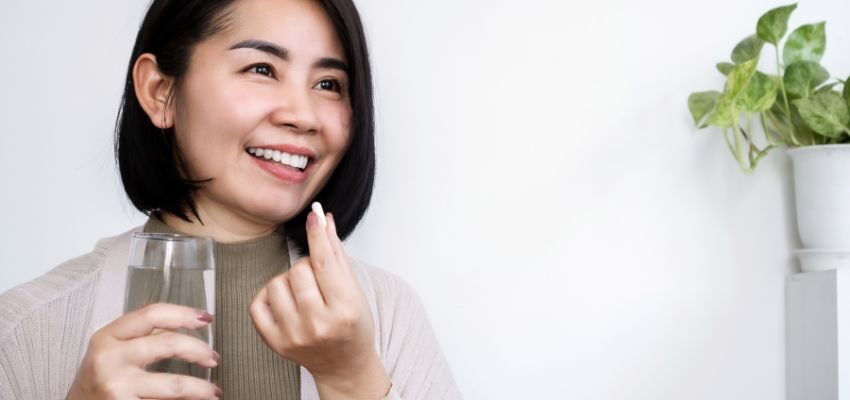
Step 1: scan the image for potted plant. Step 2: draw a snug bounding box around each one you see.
[687,3,850,271]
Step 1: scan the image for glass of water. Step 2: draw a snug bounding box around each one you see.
[124,232,215,380]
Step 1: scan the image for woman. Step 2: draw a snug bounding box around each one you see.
[0,0,461,399]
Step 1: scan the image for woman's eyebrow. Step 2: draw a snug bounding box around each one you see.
[314,58,349,74]
[229,39,288,60]
[229,39,349,73]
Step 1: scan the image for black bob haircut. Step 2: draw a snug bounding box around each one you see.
[115,0,375,256]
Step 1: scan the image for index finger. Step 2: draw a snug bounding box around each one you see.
[306,208,349,305]
[306,209,339,270]
[105,303,213,340]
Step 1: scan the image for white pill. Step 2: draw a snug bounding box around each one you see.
[311,201,327,227]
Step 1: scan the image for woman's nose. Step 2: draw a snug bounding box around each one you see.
[269,84,320,134]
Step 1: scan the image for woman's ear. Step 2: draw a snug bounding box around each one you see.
[133,53,176,129]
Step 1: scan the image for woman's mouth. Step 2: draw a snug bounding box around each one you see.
[247,147,311,170]
[247,146,316,184]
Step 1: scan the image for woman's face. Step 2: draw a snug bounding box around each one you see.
[170,0,352,226]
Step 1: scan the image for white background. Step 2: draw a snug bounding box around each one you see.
[3,0,850,398]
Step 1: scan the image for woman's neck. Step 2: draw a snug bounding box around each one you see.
[158,199,279,243]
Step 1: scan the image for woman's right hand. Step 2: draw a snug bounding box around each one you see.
[66,303,222,400]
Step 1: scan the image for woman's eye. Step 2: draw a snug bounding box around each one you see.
[315,79,342,93]
[247,63,274,78]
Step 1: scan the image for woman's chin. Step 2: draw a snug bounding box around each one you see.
[242,203,306,225]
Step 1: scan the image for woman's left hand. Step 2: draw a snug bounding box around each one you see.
[249,210,391,399]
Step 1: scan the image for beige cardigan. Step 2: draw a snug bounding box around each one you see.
[0,225,462,399]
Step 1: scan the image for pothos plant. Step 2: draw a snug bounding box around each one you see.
[688,3,850,173]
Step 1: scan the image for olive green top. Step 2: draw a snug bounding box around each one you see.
[144,217,300,400]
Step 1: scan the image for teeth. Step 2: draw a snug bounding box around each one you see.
[247,147,310,170]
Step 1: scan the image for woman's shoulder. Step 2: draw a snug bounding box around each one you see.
[349,257,417,299]
[347,256,461,398]
[347,257,433,324]
[0,226,139,340]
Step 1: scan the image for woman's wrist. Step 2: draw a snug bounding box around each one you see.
[313,354,392,400]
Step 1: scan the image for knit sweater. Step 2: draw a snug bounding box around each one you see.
[0,224,463,399]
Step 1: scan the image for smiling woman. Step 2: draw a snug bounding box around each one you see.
[120,0,367,247]
[0,1,462,399]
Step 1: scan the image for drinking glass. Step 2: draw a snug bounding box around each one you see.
[123,232,215,380]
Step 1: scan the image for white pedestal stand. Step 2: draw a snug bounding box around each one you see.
[787,270,850,399]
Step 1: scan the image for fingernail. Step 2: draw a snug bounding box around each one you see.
[307,212,318,228]
[328,213,337,233]
[311,201,327,227]
[196,310,214,323]
[212,350,221,363]
[214,385,224,397]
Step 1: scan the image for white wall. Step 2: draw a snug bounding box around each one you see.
[3,0,849,398]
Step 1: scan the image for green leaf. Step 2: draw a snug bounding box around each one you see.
[845,76,850,109]
[783,61,830,98]
[757,4,798,45]
[698,60,759,131]
[709,96,734,128]
[731,34,765,64]
[783,22,826,65]
[688,91,721,128]
[790,103,818,145]
[735,72,779,113]
[716,62,735,76]
[793,91,850,138]
[815,82,839,94]
[724,59,759,99]
[765,103,795,143]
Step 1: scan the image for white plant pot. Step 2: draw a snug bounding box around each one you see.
[788,145,850,272]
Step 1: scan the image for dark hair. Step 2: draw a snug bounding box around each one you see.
[115,0,375,255]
